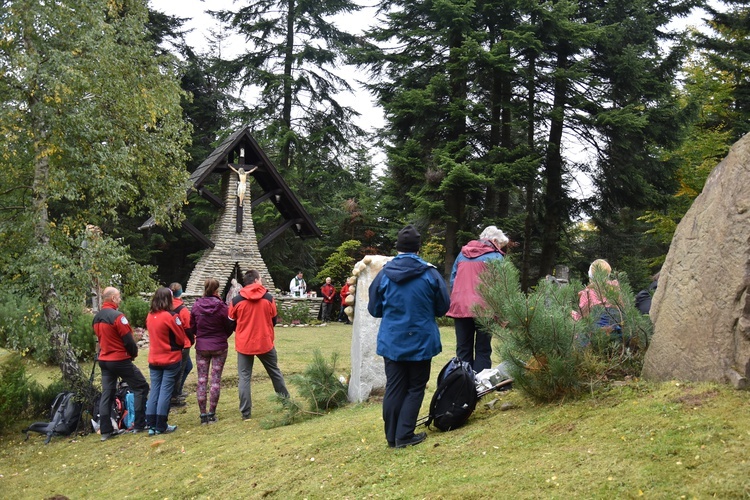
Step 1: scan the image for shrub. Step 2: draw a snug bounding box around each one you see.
[69,310,96,360]
[0,355,33,431]
[120,297,149,328]
[0,291,53,363]
[291,350,349,412]
[476,260,652,402]
[278,302,310,325]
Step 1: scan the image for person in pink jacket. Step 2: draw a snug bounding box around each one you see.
[447,226,509,371]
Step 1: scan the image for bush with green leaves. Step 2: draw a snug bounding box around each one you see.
[291,349,348,412]
[476,259,652,402]
[0,291,54,363]
[264,350,349,429]
[120,297,149,329]
[278,302,311,325]
[69,310,96,361]
[316,240,361,285]
[0,355,65,431]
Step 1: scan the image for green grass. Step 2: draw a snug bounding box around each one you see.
[1,324,750,498]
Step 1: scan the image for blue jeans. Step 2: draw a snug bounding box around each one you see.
[146,362,180,431]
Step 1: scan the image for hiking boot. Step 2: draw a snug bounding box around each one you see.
[395,432,427,449]
[101,430,124,442]
[128,427,148,434]
[206,413,218,424]
[200,413,209,425]
[149,424,177,436]
[170,398,187,408]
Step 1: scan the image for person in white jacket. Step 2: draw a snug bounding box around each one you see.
[289,271,306,297]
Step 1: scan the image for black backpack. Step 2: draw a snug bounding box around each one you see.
[23,391,83,444]
[426,357,478,431]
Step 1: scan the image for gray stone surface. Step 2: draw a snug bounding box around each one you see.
[642,133,750,386]
[348,255,392,402]
[186,173,275,296]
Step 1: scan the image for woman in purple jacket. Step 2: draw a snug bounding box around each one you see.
[190,278,234,424]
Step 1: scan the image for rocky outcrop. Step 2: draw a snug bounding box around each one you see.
[642,133,750,387]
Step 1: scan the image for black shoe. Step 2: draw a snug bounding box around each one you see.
[170,398,187,408]
[206,413,218,424]
[387,441,395,448]
[395,432,426,449]
[200,413,209,425]
[128,427,148,434]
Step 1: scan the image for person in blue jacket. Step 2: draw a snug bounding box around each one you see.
[368,225,450,449]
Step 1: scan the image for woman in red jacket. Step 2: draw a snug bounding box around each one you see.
[145,287,187,435]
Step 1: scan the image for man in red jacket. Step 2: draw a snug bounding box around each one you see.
[320,277,336,322]
[229,270,290,420]
[93,287,150,440]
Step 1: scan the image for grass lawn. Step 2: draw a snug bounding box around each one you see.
[1,323,749,498]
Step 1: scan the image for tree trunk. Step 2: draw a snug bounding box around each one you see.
[31,118,95,402]
[538,44,569,280]
[521,51,537,291]
[280,0,296,172]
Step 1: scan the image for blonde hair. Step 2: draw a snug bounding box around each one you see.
[588,259,612,279]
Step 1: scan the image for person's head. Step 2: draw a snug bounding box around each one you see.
[588,259,612,280]
[325,277,332,284]
[101,287,122,307]
[244,269,261,286]
[169,282,183,298]
[203,278,220,297]
[150,287,173,313]
[395,224,421,253]
[296,271,304,279]
[479,225,510,250]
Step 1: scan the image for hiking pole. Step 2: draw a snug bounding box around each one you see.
[476,378,514,399]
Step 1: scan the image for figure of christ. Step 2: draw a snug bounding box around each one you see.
[228,165,258,207]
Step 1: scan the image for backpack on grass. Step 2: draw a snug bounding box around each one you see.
[23,391,83,444]
[425,357,478,431]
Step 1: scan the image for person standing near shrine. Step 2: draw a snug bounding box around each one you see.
[337,281,351,323]
[145,287,188,435]
[320,277,336,322]
[447,225,509,371]
[289,271,306,297]
[230,270,290,420]
[169,282,193,407]
[93,287,150,440]
[368,225,450,448]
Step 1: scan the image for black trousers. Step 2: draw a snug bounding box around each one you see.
[382,358,431,445]
[454,317,493,371]
[99,359,149,432]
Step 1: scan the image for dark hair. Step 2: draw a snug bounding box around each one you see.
[150,287,173,313]
[204,278,220,297]
[243,270,260,286]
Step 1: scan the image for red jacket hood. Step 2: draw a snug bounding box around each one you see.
[240,283,268,301]
[461,239,504,259]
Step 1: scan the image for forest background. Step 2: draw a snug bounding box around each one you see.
[0,0,747,389]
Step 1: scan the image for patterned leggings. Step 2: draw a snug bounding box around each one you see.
[195,349,228,414]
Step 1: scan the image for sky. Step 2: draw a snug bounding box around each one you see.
[149,0,386,133]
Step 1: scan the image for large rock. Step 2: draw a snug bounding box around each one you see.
[642,133,750,387]
[347,255,392,402]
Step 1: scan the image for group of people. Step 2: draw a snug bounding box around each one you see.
[288,271,351,324]
[368,223,636,450]
[367,224,510,449]
[95,223,637,450]
[93,271,289,441]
